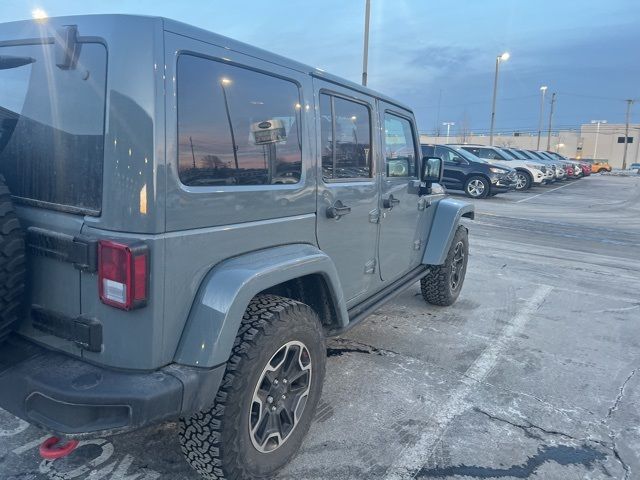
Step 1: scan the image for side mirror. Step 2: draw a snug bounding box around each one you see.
[421,156,443,184]
[452,156,463,164]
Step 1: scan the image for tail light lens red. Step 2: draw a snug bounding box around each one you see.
[98,240,149,310]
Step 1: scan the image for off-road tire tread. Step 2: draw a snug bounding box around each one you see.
[421,225,468,306]
[0,175,26,343]
[179,294,324,480]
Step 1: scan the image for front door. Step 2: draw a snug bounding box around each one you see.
[314,81,380,305]
[435,145,467,191]
[377,105,429,282]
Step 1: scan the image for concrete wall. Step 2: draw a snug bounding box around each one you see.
[420,123,640,168]
[577,124,640,168]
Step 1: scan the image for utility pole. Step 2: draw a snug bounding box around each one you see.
[361,0,371,86]
[546,92,556,151]
[536,86,547,150]
[189,136,196,169]
[622,99,634,170]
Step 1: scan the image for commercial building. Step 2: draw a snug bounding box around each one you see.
[420,123,640,168]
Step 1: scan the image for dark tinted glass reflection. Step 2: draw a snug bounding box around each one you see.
[383,113,416,177]
[0,43,107,212]
[320,94,371,180]
[177,55,302,187]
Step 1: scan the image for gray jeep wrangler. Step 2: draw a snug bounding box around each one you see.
[0,15,473,480]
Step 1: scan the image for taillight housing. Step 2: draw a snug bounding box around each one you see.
[98,240,149,310]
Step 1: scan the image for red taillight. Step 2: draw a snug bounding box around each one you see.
[98,240,149,310]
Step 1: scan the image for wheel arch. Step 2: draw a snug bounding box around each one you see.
[422,198,474,266]
[173,244,347,368]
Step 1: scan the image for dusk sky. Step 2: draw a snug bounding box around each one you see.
[1,0,638,136]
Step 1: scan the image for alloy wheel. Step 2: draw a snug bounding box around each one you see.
[450,241,465,290]
[467,179,485,197]
[515,173,527,190]
[249,341,312,453]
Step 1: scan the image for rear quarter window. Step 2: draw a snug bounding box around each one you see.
[177,54,302,187]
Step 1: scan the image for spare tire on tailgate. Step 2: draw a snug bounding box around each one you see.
[0,175,26,343]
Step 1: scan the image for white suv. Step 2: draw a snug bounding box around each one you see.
[452,145,546,191]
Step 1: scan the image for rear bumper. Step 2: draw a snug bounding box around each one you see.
[0,335,225,438]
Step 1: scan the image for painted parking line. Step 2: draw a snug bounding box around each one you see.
[383,284,554,480]
[516,181,580,203]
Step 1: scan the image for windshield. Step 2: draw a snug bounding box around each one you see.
[506,149,526,160]
[526,150,545,160]
[450,146,490,164]
[0,42,107,214]
[496,148,517,159]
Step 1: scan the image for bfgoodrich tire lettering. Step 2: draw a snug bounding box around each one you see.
[420,225,469,306]
[0,175,26,343]
[179,294,326,480]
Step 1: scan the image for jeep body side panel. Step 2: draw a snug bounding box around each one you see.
[422,197,474,266]
[160,28,324,368]
[174,244,347,368]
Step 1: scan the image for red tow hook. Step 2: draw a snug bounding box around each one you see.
[39,436,80,460]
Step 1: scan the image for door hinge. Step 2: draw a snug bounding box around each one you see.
[364,259,376,274]
[369,208,381,224]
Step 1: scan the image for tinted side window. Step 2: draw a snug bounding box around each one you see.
[434,146,454,163]
[320,94,372,180]
[177,55,302,186]
[383,113,416,178]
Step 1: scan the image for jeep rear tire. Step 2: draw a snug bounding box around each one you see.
[0,175,26,343]
[420,225,468,307]
[179,294,326,480]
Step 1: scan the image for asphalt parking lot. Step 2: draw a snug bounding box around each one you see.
[1,174,639,480]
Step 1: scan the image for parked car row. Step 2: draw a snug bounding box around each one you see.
[421,143,593,198]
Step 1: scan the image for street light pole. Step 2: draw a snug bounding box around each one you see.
[622,99,634,170]
[489,52,509,146]
[536,86,547,150]
[361,0,371,86]
[443,122,455,142]
[590,120,607,159]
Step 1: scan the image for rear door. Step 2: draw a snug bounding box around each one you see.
[0,38,107,355]
[314,81,380,305]
[377,105,429,282]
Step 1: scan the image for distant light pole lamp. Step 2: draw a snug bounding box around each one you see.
[536,86,547,150]
[590,120,607,159]
[489,52,510,146]
[443,122,455,142]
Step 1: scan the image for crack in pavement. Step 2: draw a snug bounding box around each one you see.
[606,368,636,420]
[474,407,630,478]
